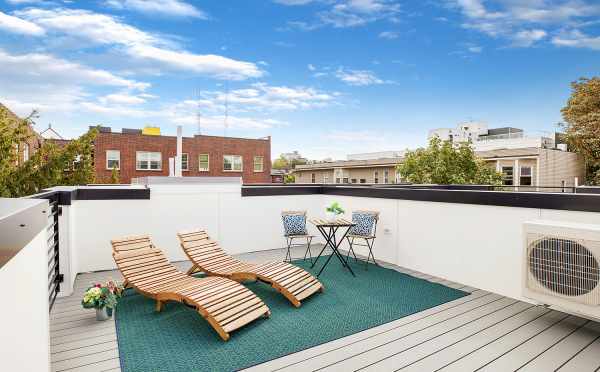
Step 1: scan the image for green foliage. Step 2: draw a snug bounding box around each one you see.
[397,137,503,185]
[272,154,307,171]
[326,201,345,215]
[283,174,295,184]
[0,107,98,197]
[561,77,600,185]
[109,166,120,184]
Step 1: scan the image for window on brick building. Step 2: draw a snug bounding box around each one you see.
[384,169,389,184]
[223,155,242,171]
[106,150,120,170]
[311,173,316,183]
[181,153,189,171]
[136,151,161,170]
[23,144,29,162]
[199,154,209,171]
[253,156,264,172]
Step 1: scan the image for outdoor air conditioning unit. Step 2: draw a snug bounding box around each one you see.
[523,220,600,320]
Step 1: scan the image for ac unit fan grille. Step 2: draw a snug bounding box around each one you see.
[529,238,600,296]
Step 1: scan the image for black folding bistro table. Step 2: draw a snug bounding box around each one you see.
[309,218,356,277]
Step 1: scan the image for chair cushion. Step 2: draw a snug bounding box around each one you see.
[282,214,307,236]
[349,212,376,237]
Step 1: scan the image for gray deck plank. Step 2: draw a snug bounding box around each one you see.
[519,321,600,372]
[558,335,600,371]
[52,334,118,354]
[398,306,552,371]
[282,295,510,371]
[244,291,490,372]
[438,310,569,372]
[478,316,591,371]
[52,341,119,363]
[51,348,119,372]
[345,301,533,372]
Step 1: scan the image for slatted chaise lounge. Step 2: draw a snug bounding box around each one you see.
[177,229,323,308]
[111,235,270,341]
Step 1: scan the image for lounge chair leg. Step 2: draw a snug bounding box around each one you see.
[155,300,164,312]
[264,310,271,318]
[186,265,199,275]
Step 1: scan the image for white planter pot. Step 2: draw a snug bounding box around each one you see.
[96,307,112,321]
[326,212,337,222]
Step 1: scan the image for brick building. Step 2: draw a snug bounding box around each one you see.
[1,103,43,165]
[93,127,271,184]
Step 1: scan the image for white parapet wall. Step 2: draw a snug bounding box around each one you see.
[0,199,50,372]
[64,183,600,306]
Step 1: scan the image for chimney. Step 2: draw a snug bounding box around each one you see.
[175,125,183,177]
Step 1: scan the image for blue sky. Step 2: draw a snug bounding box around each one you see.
[1,0,599,159]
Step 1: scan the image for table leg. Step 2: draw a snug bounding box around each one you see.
[331,226,356,277]
[311,226,335,268]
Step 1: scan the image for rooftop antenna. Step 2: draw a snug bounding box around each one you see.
[224,80,229,137]
[195,88,202,136]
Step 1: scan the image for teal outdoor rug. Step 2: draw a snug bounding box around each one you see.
[115,257,468,372]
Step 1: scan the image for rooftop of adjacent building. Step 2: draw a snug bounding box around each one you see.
[93,125,271,142]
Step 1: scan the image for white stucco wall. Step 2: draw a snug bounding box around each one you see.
[0,231,50,372]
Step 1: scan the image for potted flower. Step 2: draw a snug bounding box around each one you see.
[325,201,345,222]
[81,280,124,321]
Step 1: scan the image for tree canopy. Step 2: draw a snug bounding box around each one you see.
[272,154,307,171]
[396,136,502,185]
[0,107,98,197]
[561,77,600,184]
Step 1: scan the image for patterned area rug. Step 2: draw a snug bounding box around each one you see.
[115,256,468,371]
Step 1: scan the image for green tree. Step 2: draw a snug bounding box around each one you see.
[272,155,289,170]
[397,137,502,185]
[561,77,600,184]
[0,106,98,197]
[109,166,120,184]
[284,174,295,184]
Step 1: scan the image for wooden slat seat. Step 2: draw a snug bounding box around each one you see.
[177,229,324,307]
[111,235,270,341]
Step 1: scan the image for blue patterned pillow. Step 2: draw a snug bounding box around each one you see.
[282,214,307,236]
[349,213,376,236]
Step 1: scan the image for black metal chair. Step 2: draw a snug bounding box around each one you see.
[345,210,380,269]
[281,211,314,263]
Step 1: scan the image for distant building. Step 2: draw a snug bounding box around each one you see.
[271,169,286,183]
[294,123,585,188]
[347,151,405,161]
[294,157,401,184]
[429,122,557,152]
[93,126,271,184]
[39,124,65,140]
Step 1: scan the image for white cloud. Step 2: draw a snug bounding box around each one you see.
[273,0,315,4]
[196,83,339,113]
[468,45,482,53]
[448,0,600,49]
[0,49,151,120]
[319,0,401,28]
[99,92,150,105]
[307,63,316,71]
[281,0,401,29]
[0,11,45,36]
[0,49,149,90]
[16,8,263,80]
[378,30,399,39]
[512,29,547,47]
[105,0,208,18]
[335,68,385,86]
[552,29,600,50]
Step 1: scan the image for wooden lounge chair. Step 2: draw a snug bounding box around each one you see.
[177,229,323,308]
[111,235,270,341]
